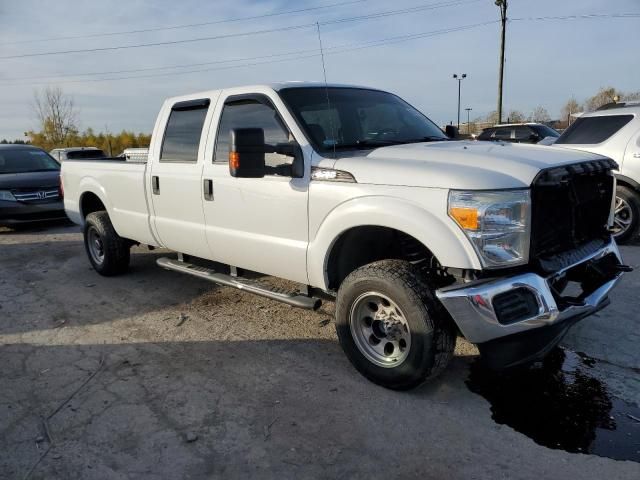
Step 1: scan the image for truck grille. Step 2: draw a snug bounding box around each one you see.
[11,187,60,203]
[530,159,616,266]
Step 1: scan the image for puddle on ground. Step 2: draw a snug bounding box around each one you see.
[467,347,640,462]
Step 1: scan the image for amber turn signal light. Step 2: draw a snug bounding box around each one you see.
[229,151,240,170]
[449,206,479,230]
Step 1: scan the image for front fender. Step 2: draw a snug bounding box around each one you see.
[307,194,481,290]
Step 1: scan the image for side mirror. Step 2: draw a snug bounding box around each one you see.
[274,142,304,178]
[445,125,459,139]
[229,128,266,178]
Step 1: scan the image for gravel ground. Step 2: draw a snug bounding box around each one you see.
[1,222,639,479]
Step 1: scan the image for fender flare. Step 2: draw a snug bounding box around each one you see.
[307,195,481,290]
[77,177,112,224]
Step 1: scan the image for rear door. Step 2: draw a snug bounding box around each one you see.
[148,97,216,258]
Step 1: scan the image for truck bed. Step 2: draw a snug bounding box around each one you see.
[62,159,157,246]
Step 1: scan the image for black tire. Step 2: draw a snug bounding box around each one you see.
[335,260,456,390]
[613,185,640,244]
[83,211,130,276]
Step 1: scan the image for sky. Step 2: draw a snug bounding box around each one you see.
[0,0,639,140]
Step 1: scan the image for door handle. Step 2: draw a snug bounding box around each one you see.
[633,153,640,159]
[203,179,214,201]
[152,176,160,195]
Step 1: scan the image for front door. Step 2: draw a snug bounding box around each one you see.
[201,94,309,284]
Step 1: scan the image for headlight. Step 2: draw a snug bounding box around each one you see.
[448,189,531,268]
[0,190,16,202]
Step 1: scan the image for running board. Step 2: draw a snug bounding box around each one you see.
[157,257,322,310]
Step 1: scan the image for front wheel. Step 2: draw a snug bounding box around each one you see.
[612,186,639,244]
[83,211,131,276]
[335,260,456,390]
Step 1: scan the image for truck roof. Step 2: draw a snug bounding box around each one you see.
[163,81,382,104]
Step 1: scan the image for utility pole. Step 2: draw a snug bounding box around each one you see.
[453,73,466,129]
[495,0,507,124]
[465,107,473,134]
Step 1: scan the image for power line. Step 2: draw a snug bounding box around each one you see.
[511,12,640,22]
[0,21,497,86]
[0,0,479,60]
[1,0,367,46]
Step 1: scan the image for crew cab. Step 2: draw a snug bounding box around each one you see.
[62,83,628,390]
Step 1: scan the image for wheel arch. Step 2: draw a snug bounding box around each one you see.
[307,196,480,291]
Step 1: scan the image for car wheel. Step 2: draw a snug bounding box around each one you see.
[335,260,456,390]
[612,186,639,244]
[83,211,131,276]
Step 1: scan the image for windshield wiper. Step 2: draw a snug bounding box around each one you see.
[400,136,449,144]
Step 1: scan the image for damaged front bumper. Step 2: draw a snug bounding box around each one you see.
[436,239,627,368]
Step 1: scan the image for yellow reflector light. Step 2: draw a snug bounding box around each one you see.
[450,207,479,230]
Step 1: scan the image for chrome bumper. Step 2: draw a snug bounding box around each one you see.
[435,240,624,344]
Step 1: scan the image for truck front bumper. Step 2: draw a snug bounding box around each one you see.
[436,240,625,368]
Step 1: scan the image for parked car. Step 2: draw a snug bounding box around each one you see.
[477,123,560,144]
[49,147,108,162]
[553,105,640,243]
[0,145,66,226]
[62,82,626,390]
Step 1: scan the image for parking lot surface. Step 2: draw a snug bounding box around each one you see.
[1,223,639,479]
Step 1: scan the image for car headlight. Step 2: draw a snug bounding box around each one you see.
[448,189,531,268]
[0,190,16,202]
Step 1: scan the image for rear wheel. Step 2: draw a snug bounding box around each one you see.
[612,185,639,244]
[335,260,456,390]
[83,211,130,276]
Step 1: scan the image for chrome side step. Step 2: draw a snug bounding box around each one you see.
[157,257,322,310]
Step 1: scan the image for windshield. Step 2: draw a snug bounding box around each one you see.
[0,148,60,174]
[531,124,559,138]
[67,149,107,159]
[279,87,448,153]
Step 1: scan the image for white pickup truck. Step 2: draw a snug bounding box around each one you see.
[62,82,629,390]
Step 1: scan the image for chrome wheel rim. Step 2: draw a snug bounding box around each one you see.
[349,292,411,368]
[613,195,633,237]
[87,226,105,265]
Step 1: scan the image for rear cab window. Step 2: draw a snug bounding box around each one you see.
[160,99,210,162]
[556,115,634,145]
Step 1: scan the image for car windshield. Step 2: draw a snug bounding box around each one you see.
[279,87,448,153]
[66,149,107,159]
[0,148,60,174]
[531,124,559,138]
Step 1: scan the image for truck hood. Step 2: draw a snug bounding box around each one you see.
[0,170,61,189]
[333,141,607,189]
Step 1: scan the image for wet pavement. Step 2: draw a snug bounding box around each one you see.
[467,347,640,462]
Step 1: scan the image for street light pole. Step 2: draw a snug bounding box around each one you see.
[453,73,466,130]
[465,107,473,134]
[495,0,508,124]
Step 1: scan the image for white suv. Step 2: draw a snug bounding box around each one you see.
[553,105,640,243]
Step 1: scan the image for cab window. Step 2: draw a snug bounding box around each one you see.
[160,100,210,162]
[214,98,293,172]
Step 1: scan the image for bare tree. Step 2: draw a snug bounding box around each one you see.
[560,97,582,125]
[506,109,525,123]
[585,87,619,112]
[529,106,551,123]
[33,86,78,147]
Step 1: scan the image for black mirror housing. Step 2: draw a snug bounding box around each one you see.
[445,125,459,139]
[229,128,266,178]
